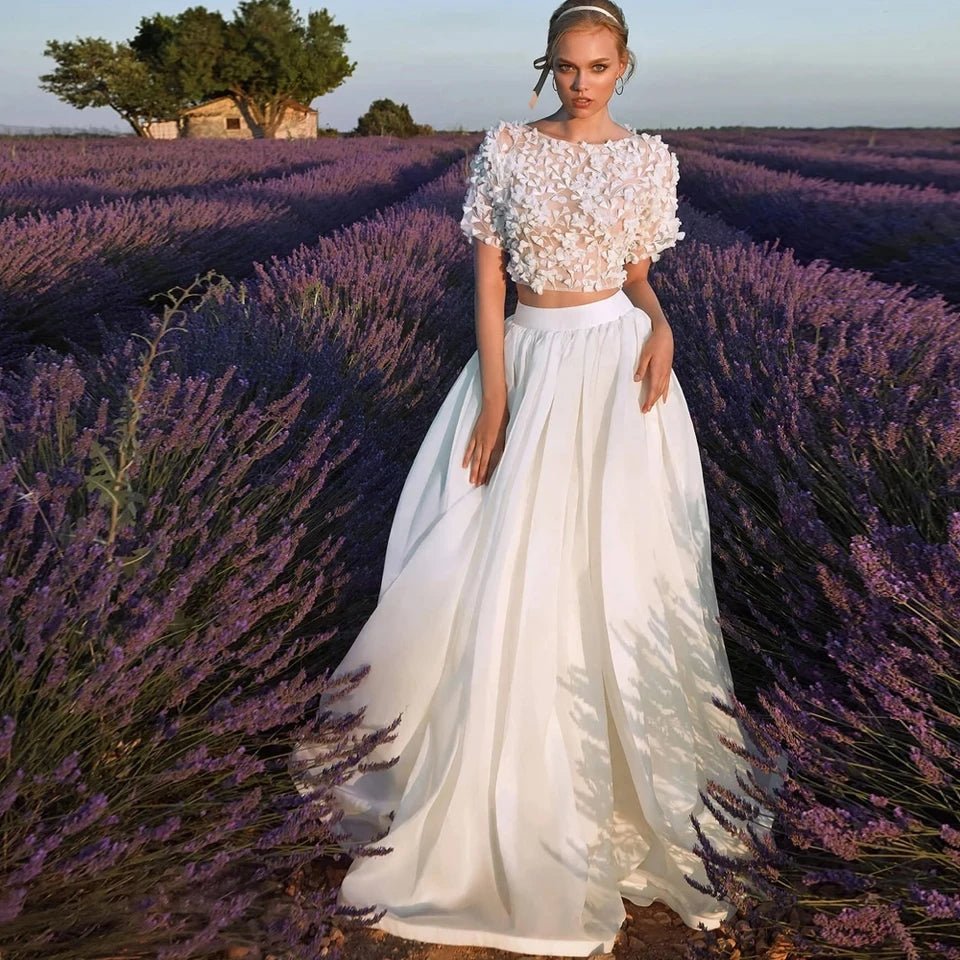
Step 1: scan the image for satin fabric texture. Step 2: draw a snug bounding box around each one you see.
[289,288,781,957]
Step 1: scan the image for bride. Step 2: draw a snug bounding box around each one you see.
[289,2,782,955]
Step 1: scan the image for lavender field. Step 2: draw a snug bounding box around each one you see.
[2,126,959,960]
[0,133,474,364]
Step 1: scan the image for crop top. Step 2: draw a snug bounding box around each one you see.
[459,119,685,294]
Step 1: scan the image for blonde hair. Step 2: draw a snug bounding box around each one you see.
[529,1,636,108]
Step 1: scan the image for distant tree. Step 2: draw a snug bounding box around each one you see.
[220,1,355,137]
[38,38,180,137]
[356,99,420,138]
[40,1,356,139]
[130,7,228,106]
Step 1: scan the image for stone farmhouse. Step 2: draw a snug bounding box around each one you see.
[145,95,318,139]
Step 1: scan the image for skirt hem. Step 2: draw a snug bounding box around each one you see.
[362,890,731,956]
[366,911,618,956]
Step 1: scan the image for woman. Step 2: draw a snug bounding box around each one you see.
[289,2,782,955]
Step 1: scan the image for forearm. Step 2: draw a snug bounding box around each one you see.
[474,279,508,404]
[622,277,671,330]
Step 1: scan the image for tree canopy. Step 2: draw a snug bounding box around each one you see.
[40,0,356,137]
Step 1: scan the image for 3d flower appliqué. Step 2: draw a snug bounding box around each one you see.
[460,120,685,288]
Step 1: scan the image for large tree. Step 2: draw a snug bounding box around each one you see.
[130,7,228,107]
[40,1,356,138]
[38,38,181,136]
[220,1,355,138]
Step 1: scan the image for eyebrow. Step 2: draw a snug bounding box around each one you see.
[556,57,612,65]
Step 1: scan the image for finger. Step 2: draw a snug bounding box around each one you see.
[633,354,649,382]
[641,380,663,413]
[471,445,483,484]
[645,371,669,410]
[479,449,492,485]
[463,437,475,468]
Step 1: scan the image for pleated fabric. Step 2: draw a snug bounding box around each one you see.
[289,288,782,957]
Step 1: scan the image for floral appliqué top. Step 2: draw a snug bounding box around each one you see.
[459,119,685,294]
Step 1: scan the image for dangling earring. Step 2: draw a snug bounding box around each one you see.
[615,75,624,95]
[551,74,557,92]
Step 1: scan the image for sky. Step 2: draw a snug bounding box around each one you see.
[1,0,956,133]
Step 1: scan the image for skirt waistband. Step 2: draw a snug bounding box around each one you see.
[509,288,637,331]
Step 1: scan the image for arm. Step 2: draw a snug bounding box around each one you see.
[462,239,510,484]
[622,138,685,412]
[622,257,671,333]
[473,239,509,405]
[623,262,675,412]
[458,126,511,484]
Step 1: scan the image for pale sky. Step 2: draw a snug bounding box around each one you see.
[1,0,956,132]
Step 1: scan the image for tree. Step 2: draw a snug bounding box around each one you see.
[130,8,228,106]
[40,2,356,138]
[219,1,355,138]
[356,99,419,138]
[38,38,181,137]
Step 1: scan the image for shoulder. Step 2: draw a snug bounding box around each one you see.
[637,131,679,177]
[637,131,671,155]
[480,119,524,151]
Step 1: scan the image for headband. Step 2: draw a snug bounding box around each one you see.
[528,5,621,109]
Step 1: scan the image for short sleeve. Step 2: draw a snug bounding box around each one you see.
[626,137,685,265]
[459,125,505,250]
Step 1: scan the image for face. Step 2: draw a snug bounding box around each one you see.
[551,25,625,115]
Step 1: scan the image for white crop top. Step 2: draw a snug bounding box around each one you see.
[459,119,685,294]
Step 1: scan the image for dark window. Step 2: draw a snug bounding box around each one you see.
[226,117,241,130]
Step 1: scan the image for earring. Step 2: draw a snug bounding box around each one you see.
[615,75,624,95]
[551,75,557,92]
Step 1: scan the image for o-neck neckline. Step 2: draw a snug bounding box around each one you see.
[519,120,637,148]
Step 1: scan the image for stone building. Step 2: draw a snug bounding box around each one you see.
[145,95,318,139]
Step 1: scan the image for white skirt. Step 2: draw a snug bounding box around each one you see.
[289,288,780,957]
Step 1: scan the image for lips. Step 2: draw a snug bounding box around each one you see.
[572,99,591,106]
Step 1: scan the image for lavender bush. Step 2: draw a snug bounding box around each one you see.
[0,276,407,960]
[96,162,481,627]
[1,157,496,957]
[673,147,960,304]
[637,230,960,958]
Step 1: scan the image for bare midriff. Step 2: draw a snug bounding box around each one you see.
[515,283,623,308]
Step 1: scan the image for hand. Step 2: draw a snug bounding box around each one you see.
[462,397,509,485]
[634,322,674,413]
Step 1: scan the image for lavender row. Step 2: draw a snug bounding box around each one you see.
[1,139,475,367]
[0,162,481,959]
[674,146,960,303]
[0,133,477,220]
[675,138,960,192]
[670,126,960,161]
[642,229,960,958]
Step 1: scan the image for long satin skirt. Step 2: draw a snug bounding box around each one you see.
[289,287,781,957]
